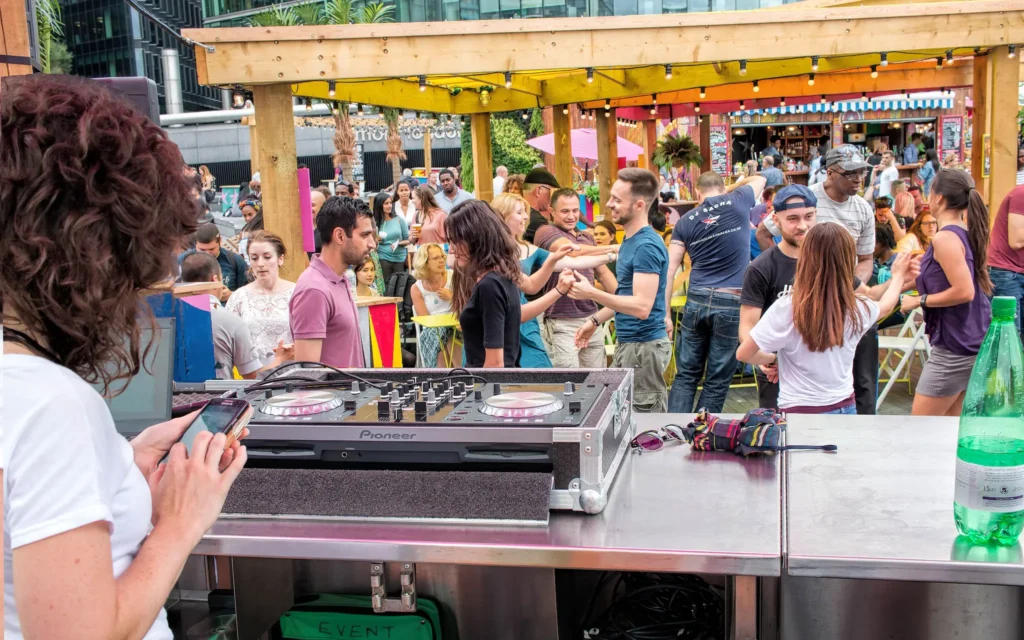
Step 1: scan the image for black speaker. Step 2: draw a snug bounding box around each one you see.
[94,76,161,124]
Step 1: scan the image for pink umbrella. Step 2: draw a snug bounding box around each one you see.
[526,127,644,161]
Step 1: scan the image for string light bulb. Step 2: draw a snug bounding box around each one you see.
[808,73,815,86]
[880,52,888,67]
[327,80,336,97]
[304,98,313,112]
[820,94,827,104]
[604,99,611,111]
[586,67,594,83]
[522,110,529,121]
[1009,45,1017,59]
[811,55,819,71]
[699,87,706,99]
[752,80,759,93]
[870,65,878,78]
[562,105,569,115]
[650,104,657,115]
[664,64,673,80]
[694,103,701,113]
[935,57,943,69]
[739,59,747,76]
[739,100,746,110]
[504,71,512,88]
[779,97,786,107]
[331,101,340,116]
[945,49,954,65]
[418,75,426,91]
[604,109,611,118]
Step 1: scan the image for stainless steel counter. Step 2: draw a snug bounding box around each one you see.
[196,413,782,577]
[786,414,1024,586]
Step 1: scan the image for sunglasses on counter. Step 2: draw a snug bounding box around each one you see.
[630,424,685,454]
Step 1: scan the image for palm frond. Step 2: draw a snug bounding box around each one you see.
[247,5,300,27]
[359,2,394,23]
[324,0,354,24]
[36,0,61,36]
[292,1,326,25]
[652,133,703,170]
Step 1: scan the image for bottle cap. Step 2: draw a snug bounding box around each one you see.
[992,296,1018,319]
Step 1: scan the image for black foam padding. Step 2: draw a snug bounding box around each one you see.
[223,468,553,523]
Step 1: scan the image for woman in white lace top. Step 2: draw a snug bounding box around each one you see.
[226,230,296,365]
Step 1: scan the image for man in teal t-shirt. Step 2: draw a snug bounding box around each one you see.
[566,169,671,413]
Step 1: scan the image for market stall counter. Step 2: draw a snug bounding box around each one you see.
[784,415,1024,640]
[180,413,781,640]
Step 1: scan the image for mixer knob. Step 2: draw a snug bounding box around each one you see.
[285,383,295,394]
[427,389,436,404]
[377,400,391,421]
[414,400,428,421]
[264,389,274,400]
[422,381,431,392]
[351,382,361,394]
[493,383,501,395]
[569,400,582,413]
[474,389,483,401]
[390,389,400,403]
[385,381,394,394]
[344,399,358,412]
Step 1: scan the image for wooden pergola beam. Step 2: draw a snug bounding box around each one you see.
[186,2,1023,87]
[583,62,974,110]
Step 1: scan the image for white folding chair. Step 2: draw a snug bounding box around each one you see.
[876,307,930,410]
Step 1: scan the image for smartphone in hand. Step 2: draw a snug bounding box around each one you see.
[161,398,253,463]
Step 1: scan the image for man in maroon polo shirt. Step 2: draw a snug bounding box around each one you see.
[290,196,377,367]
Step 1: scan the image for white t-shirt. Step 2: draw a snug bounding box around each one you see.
[764,183,874,257]
[877,165,900,198]
[493,175,505,195]
[2,355,172,640]
[749,295,880,409]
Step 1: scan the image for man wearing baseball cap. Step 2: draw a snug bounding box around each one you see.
[741,184,919,410]
[755,148,883,414]
[523,167,560,243]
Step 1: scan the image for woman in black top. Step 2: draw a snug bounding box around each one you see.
[445,201,522,367]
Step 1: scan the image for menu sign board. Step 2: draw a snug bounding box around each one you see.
[939,115,964,162]
[709,125,730,175]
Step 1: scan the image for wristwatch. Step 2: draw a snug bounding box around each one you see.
[920,294,928,309]
[589,315,600,328]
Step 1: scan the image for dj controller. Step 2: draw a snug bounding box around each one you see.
[200,366,637,514]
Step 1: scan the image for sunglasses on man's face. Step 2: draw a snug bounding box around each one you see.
[835,169,869,181]
[629,425,685,454]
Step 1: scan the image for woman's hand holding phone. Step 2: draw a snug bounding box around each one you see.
[132,409,249,479]
[148,430,248,546]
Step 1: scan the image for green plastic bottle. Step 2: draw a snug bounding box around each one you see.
[954,297,1024,545]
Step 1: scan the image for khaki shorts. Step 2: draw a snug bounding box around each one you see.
[541,316,606,369]
[612,338,672,413]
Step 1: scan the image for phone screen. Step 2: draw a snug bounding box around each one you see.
[178,402,246,455]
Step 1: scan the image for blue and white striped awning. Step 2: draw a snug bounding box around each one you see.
[734,98,953,116]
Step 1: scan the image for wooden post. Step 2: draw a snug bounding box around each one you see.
[248,121,260,176]
[551,106,573,188]
[970,54,991,199]
[641,120,658,170]
[470,113,493,202]
[987,46,1020,217]
[0,0,32,77]
[423,125,433,174]
[699,116,712,174]
[252,84,308,280]
[596,109,619,218]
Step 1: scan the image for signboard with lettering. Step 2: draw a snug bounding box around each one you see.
[938,115,964,162]
[709,125,730,175]
[353,143,364,181]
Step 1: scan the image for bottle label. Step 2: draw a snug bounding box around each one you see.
[954,458,1024,512]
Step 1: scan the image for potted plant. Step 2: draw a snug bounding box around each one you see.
[652,133,703,171]
[584,184,601,221]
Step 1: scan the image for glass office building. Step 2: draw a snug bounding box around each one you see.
[62,0,222,111]
[204,0,800,27]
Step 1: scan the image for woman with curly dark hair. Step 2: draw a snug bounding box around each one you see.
[2,75,247,640]
[446,201,523,367]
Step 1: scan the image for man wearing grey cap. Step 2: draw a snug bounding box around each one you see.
[523,167,560,243]
[756,144,878,414]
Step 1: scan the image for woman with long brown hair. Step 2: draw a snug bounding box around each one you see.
[445,200,525,367]
[902,169,993,416]
[2,75,247,640]
[896,210,938,254]
[737,222,910,414]
[409,184,447,246]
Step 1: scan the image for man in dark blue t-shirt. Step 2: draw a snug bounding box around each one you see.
[569,169,671,413]
[664,171,766,413]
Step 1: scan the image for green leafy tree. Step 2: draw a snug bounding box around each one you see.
[461,115,542,194]
[35,0,63,73]
[48,38,73,74]
[248,0,394,26]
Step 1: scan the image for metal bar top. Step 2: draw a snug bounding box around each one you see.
[196,414,782,576]
[786,415,1024,586]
